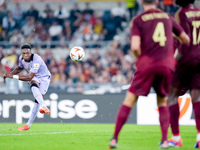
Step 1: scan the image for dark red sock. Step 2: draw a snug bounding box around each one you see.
[169,103,180,135]
[159,106,170,141]
[113,105,131,139]
[193,102,200,132]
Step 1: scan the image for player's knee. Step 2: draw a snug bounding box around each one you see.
[157,96,168,107]
[123,91,138,108]
[168,91,179,106]
[30,83,39,89]
[31,84,41,97]
[190,90,200,103]
[168,96,179,106]
[35,99,39,103]
[191,97,200,103]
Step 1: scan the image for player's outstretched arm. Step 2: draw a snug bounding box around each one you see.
[4,71,35,81]
[3,66,23,79]
[11,66,24,75]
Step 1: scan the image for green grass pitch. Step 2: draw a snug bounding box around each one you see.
[0,123,197,150]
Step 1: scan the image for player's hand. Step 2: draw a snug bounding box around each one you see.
[3,73,6,79]
[4,72,13,79]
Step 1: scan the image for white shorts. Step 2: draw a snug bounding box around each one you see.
[29,76,50,95]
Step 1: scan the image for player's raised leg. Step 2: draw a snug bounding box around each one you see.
[108,91,138,149]
[31,82,50,115]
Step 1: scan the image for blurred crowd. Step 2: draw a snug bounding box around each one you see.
[0,2,129,49]
[0,0,181,89]
[0,0,179,48]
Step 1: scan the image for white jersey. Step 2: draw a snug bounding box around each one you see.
[18,54,51,95]
[18,54,51,78]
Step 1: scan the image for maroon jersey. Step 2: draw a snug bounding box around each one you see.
[172,5,200,90]
[130,9,183,71]
[175,5,200,62]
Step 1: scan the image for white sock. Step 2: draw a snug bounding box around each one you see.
[27,102,40,127]
[196,133,200,141]
[31,86,46,107]
[172,135,181,141]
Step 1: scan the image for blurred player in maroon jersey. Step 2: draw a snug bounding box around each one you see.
[167,0,200,148]
[108,0,190,149]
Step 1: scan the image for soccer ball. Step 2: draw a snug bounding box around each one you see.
[70,46,85,62]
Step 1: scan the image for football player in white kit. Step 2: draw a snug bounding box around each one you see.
[4,43,51,131]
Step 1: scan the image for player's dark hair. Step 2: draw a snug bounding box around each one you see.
[176,0,195,7]
[21,43,31,50]
[143,0,156,4]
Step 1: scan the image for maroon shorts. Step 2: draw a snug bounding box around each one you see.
[128,67,173,97]
[172,62,200,90]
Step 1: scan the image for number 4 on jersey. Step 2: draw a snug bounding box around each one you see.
[192,21,200,45]
[152,22,167,47]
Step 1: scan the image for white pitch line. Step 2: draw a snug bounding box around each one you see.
[0,130,113,136]
[0,131,76,136]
